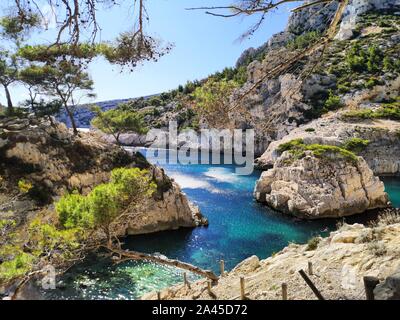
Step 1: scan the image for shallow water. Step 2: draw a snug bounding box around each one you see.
[46,151,399,300]
[381,176,400,208]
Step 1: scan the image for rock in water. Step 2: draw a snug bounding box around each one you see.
[254,150,389,219]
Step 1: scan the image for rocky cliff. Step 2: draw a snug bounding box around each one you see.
[255,109,400,175]
[142,211,400,300]
[230,2,400,155]
[0,116,205,235]
[254,149,389,219]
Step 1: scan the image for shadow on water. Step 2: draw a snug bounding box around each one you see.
[45,149,400,300]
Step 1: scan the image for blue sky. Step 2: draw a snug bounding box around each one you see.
[0,0,297,105]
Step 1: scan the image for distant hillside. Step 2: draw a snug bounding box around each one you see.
[57,95,157,128]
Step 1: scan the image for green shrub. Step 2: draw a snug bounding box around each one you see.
[342,108,375,120]
[305,128,315,132]
[342,138,370,153]
[343,99,400,121]
[287,31,321,50]
[324,90,343,110]
[367,45,383,73]
[364,77,381,89]
[56,168,156,242]
[88,183,120,231]
[337,82,351,93]
[346,43,367,72]
[0,252,35,282]
[18,179,33,194]
[91,106,148,143]
[277,139,358,163]
[56,193,92,229]
[276,139,304,154]
[306,237,320,251]
[28,219,83,260]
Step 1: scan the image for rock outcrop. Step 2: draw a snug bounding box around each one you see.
[254,150,389,219]
[124,166,207,235]
[0,116,205,234]
[142,218,400,300]
[336,0,400,40]
[255,109,400,175]
[374,267,400,299]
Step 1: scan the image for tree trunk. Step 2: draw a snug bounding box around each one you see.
[108,247,219,281]
[4,85,13,114]
[64,104,78,135]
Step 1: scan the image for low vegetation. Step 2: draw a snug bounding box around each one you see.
[306,236,321,251]
[0,167,156,285]
[342,138,370,153]
[287,31,321,50]
[277,139,359,163]
[342,98,400,121]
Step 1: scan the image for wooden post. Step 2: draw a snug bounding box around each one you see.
[282,283,288,300]
[220,260,225,277]
[157,291,161,300]
[298,269,325,300]
[206,280,217,299]
[308,261,313,276]
[363,276,379,300]
[240,277,246,300]
[183,272,191,288]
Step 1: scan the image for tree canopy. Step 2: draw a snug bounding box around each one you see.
[91,105,148,143]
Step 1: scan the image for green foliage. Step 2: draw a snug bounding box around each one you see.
[342,138,370,153]
[0,251,34,282]
[277,139,358,163]
[276,139,305,154]
[192,78,239,126]
[345,43,384,74]
[91,106,148,142]
[324,90,343,111]
[337,82,351,94]
[18,179,33,194]
[342,99,400,121]
[57,193,93,229]
[287,31,321,50]
[306,237,320,251]
[88,183,120,230]
[346,43,368,72]
[342,108,375,120]
[364,77,382,89]
[210,66,248,86]
[28,219,83,260]
[0,13,40,41]
[305,128,315,132]
[27,99,62,121]
[56,168,156,243]
[111,167,156,204]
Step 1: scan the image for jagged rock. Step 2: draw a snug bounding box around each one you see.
[230,256,260,275]
[336,0,400,40]
[254,150,389,219]
[374,269,400,300]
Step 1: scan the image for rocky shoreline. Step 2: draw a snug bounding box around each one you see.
[142,210,400,300]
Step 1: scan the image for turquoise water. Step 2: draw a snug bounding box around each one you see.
[382,176,400,208]
[46,150,397,300]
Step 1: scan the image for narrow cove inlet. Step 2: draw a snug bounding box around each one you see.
[44,149,400,300]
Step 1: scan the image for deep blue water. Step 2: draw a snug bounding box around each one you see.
[46,150,398,300]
